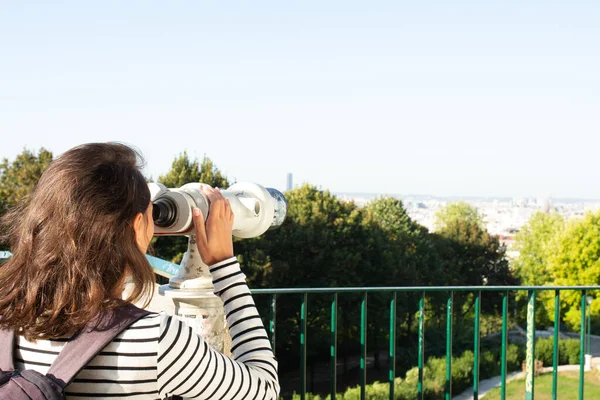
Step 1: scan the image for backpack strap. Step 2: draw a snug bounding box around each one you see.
[46,303,153,388]
[0,328,15,371]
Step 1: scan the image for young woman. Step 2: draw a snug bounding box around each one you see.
[0,142,279,399]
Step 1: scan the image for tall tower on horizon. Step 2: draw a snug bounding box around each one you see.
[286,173,293,191]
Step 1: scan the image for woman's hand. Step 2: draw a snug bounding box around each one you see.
[192,185,235,266]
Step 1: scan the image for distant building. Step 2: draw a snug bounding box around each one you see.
[286,173,293,191]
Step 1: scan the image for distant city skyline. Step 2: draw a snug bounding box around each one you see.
[1,1,599,198]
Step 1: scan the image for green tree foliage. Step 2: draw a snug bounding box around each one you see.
[431,202,517,348]
[434,201,484,231]
[157,152,229,189]
[361,197,443,370]
[514,211,564,286]
[433,202,515,288]
[513,211,565,327]
[0,148,53,215]
[235,184,376,372]
[545,211,600,331]
[362,197,441,287]
[235,183,369,294]
[513,210,600,331]
[152,152,230,263]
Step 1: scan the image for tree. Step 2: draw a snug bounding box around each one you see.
[361,197,443,371]
[0,148,53,215]
[544,211,600,331]
[433,202,514,287]
[513,212,565,327]
[435,201,484,232]
[363,197,441,287]
[431,202,516,348]
[239,184,364,289]
[157,152,229,189]
[234,184,371,373]
[152,152,230,263]
[514,211,564,286]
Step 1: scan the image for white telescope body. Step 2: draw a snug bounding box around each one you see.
[149,182,287,238]
[151,182,287,352]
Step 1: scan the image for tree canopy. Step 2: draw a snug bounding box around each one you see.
[0,148,53,215]
[157,152,229,189]
[152,153,230,263]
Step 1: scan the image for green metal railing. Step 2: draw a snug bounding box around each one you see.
[250,286,600,400]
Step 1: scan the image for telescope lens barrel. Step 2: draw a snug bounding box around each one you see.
[266,188,288,230]
[153,197,178,228]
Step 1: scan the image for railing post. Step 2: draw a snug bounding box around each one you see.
[360,292,368,400]
[445,291,453,400]
[473,291,481,399]
[331,293,338,400]
[525,290,536,400]
[418,292,425,400]
[389,293,397,400]
[553,290,560,400]
[580,290,587,400]
[270,294,276,356]
[501,291,508,400]
[300,293,308,400]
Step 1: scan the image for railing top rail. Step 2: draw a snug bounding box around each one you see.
[250,285,600,294]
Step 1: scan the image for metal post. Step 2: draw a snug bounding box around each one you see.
[360,293,368,400]
[331,293,338,400]
[580,291,586,400]
[270,294,276,356]
[473,291,481,399]
[552,290,560,400]
[501,291,508,400]
[445,292,453,400]
[587,296,592,358]
[300,293,307,400]
[418,292,425,400]
[389,293,397,400]
[525,290,536,400]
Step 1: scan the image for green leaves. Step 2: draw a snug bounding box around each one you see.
[514,211,564,286]
[433,202,514,288]
[435,201,485,232]
[514,210,600,331]
[152,153,230,263]
[0,147,53,215]
[157,152,229,189]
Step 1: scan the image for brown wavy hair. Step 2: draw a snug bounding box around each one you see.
[0,142,155,340]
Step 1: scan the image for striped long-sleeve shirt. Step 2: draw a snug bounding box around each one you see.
[14,257,279,399]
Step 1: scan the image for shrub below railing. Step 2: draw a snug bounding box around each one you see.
[288,339,581,400]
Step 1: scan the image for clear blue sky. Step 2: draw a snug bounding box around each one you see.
[1,1,599,198]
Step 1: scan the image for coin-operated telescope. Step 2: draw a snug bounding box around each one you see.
[149,182,287,351]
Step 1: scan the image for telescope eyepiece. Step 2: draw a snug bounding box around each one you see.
[153,197,178,228]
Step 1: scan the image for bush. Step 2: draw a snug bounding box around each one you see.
[506,343,526,371]
[559,339,580,365]
[286,340,557,400]
[534,337,581,367]
[535,337,555,366]
[451,351,474,395]
[479,349,499,378]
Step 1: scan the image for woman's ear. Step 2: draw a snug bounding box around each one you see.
[133,212,146,250]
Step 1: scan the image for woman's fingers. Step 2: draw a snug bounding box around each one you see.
[193,185,234,265]
[192,207,207,246]
[202,185,224,217]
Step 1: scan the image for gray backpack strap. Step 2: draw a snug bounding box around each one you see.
[46,303,152,389]
[0,328,15,371]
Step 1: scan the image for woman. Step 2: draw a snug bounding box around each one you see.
[0,142,279,399]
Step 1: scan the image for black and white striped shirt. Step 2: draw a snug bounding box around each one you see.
[14,258,279,399]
